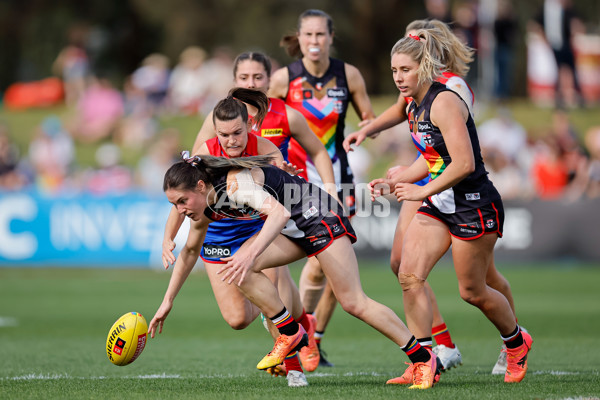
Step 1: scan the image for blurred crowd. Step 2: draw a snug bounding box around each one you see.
[0,44,239,196]
[1,0,599,202]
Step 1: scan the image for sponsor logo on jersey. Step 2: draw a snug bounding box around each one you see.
[418,121,432,131]
[465,193,481,201]
[113,338,126,356]
[303,205,319,219]
[459,227,478,234]
[261,128,284,137]
[203,245,232,257]
[327,87,348,99]
[289,88,313,101]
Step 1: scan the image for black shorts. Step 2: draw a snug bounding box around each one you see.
[417,198,504,240]
[338,185,356,217]
[291,211,357,257]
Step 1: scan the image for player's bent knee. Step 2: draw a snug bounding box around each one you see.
[458,289,484,308]
[390,257,401,276]
[337,294,368,318]
[223,313,253,330]
[398,272,426,291]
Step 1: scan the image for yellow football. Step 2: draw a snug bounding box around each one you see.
[106,312,148,366]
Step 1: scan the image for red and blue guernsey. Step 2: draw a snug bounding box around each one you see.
[250,98,292,161]
[284,58,353,188]
[200,135,264,263]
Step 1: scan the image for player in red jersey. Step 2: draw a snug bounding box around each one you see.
[158,88,313,387]
[162,52,337,379]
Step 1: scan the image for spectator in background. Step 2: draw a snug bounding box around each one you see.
[425,0,452,23]
[452,0,479,90]
[531,135,569,199]
[531,110,589,200]
[534,0,585,108]
[135,128,181,193]
[70,76,124,144]
[131,53,171,112]
[84,143,132,195]
[28,116,75,193]
[168,46,210,115]
[197,46,235,116]
[478,108,532,199]
[113,74,159,149]
[478,107,527,164]
[493,0,518,101]
[550,109,589,199]
[584,126,600,198]
[0,123,28,190]
[52,24,91,107]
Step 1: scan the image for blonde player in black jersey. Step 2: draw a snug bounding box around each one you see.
[369,29,532,384]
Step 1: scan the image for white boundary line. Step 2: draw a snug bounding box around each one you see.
[1,370,593,381]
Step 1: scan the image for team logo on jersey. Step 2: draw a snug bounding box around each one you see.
[327,87,347,99]
[465,193,481,201]
[423,134,433,146]
[334,100,344,114]
[486,219,496,229]
[203,245,232,258]
[261,128,284,137]
[316,82,323,90]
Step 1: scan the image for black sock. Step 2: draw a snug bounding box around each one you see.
[270,308,299,336]
[502,325,523,349]
[402,336,431,364]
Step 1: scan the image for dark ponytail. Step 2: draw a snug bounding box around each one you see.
[212,87,269,128]
[163,153,277,192]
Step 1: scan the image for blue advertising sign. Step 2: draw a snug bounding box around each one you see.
[0,191,186,267]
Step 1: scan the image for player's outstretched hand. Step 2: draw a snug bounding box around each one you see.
[148,300,173,339]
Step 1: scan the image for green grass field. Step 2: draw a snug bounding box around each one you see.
[1,261,599,399]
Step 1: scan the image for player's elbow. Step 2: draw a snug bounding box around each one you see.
[456,158,475,178]
[280,206,292,220]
